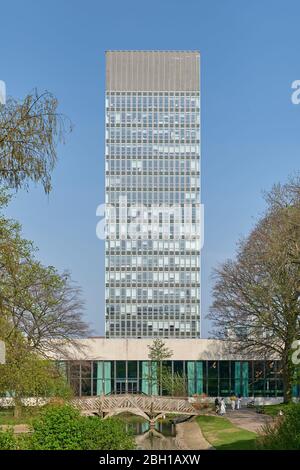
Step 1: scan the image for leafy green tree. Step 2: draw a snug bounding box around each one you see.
[0,189,89,356]
[0,188,88,416]
[147,338,173,362]
[147,339,174,395]
[209,177,300,403]
[0,327,71,417]
[0,90,71,193]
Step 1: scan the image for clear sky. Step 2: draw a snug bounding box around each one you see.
[0,0,300,337]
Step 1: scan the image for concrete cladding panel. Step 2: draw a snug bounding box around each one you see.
[106,50,200,91]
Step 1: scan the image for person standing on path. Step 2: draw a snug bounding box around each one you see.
[214,397,220,414]
[220,398,226,415]
[231,396,236,411]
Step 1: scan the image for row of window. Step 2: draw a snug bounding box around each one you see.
[106,194,199,206]
[106,176,199,186]
[106,332,198,338]
[107,305,199,315]
[106,160,199,172]
[105,325,198,338]
[61,360,299,398]
[105,244,200,252]
[107,91,200,96]
[106,287,200,300]
[106,240,200,250]
[106,272,199,283]
[107,114,199,127]
[106,96,199,107]
[107,144,200,156]
[107,129,198,139]
[106,255,200,267]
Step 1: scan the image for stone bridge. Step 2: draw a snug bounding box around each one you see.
[71,394,198,424]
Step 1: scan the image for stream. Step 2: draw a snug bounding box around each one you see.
[120,414,180,450]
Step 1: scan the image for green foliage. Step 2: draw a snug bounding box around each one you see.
[209,177,300,403]
[258,404,300,449]
[255,403,289,417]
[28,404,135,450]
[29,404,82,450]
[0,90,72,193]
[0,186,87,359]
[0,428,18,450]
[0,332,71,414]
[147,339,173,361]
[79,416,135,450]
[161,368,187,397]
[0,187,87,416]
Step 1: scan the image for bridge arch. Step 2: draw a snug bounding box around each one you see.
[71,394,198,421]
[104,408,150,422]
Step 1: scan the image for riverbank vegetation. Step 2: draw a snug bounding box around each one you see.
[257,404,300,449]
[0,404,135,450]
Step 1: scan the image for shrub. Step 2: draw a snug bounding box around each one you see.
[0,428,18,450]
[192,393,211,410]
[29,404,82,450]
[29,403,135,450]
[257,404,300,449]
[80,417,135,450]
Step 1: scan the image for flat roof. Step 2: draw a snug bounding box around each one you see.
[106,50,200,92]
[50,338,272,361]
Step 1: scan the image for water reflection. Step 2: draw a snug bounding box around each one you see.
[120,414,179,450]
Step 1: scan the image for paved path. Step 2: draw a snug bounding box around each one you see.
[225,409,273,433]
[0,424,31,434]
[176,419,213,450]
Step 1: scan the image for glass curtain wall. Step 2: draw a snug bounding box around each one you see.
[62,360,291,398]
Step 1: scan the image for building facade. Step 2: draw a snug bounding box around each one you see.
[55,338,300,400]
[105,51,201,338]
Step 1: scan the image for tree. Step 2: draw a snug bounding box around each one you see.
[0,321,71,418]
[147,338,173,362]
[147,339,175,395]
[209,178,300,403]
[0,189,89,357]
[0,89,87,416]
[2,262,88,357]
[265,176,300,268]
[161,369,187,397]
[0,90,71,193]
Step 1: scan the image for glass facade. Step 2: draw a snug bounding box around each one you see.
[61,360,295,398]
[105,51,201,338]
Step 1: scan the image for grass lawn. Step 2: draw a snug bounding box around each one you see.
[255,403,290,417]
[197,415,258,450]
[0,407,41,425]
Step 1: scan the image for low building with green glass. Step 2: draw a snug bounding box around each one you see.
[54,338,300,402]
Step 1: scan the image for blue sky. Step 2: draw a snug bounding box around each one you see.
[0,0,300,336]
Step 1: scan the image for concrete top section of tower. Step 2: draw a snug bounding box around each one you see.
[105,50,200,92]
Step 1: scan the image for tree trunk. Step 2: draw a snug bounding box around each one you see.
[13,397,22,419]
[282,355,294,404]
